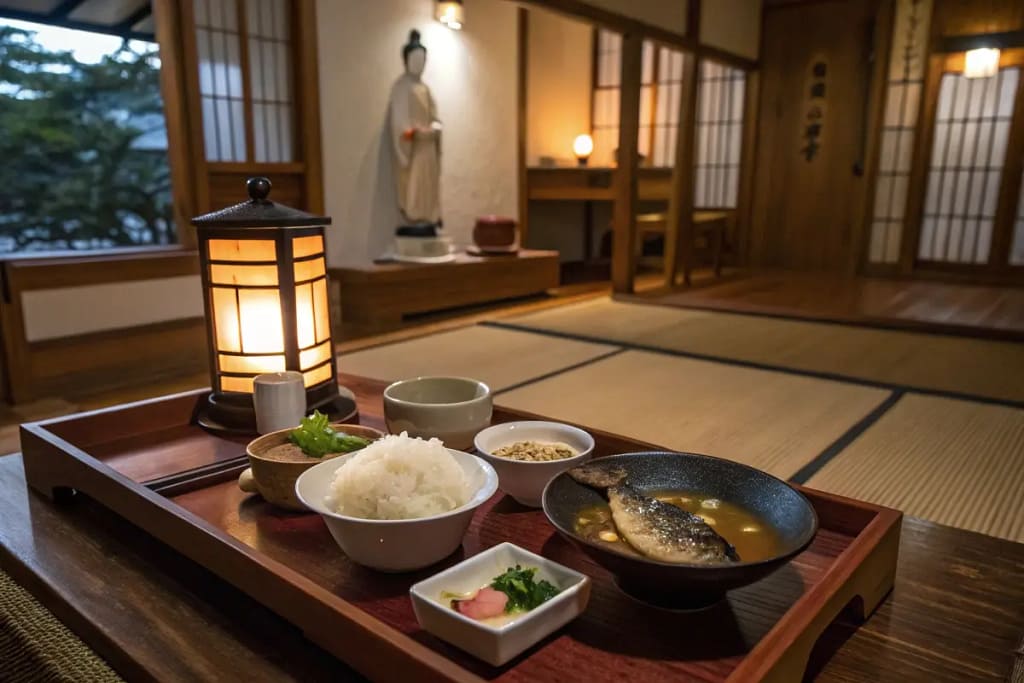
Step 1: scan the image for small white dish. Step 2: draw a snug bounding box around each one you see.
[474,421,595,507]
[294,448,498,572]
[410,542,590,666]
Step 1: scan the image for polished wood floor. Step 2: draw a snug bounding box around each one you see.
[630,270,1024,340]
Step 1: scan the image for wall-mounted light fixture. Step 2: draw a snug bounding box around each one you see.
[573,134,594,166]
[436,0,464,30]
[964,47,1000,78]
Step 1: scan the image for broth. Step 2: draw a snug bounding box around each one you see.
[574,490,783,563]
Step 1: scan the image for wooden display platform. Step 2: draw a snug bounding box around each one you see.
[19,375,902,683]
[331,250,559,336]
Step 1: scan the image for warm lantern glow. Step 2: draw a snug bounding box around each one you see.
[206,236,332,395]
[964,48,1000,79]
[436,0,464,30]
[573,134,594,165]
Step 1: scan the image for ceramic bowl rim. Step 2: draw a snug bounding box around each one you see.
[383,376,492,409]
[473,421,595,466]
[541,451,819,570]
[295,447,498,525]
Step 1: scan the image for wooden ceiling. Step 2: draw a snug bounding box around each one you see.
[0,0,154,41]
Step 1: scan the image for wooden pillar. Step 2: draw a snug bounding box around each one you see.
[611,31,643,294]
[517,7,530,247]
[664,50,700,288]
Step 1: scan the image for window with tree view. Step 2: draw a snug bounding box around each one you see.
[0,19,174,253]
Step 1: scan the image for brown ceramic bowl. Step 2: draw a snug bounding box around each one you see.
[240,423,384,511]
[472,215,517,252]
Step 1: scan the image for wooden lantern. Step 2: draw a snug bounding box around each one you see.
[191,177,353,433]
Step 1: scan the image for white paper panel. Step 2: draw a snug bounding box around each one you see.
[1012,173,1024,265]
[919,68,1018,264]
[867,0,933,264]
[193,0,245,162]
[694,61,745,207]
[22,276,204,343]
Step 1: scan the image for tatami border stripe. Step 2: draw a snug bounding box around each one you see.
[788,391,906,485]
[493,348,627,396]
[616,294,1024,344]
[480,320,1024,410]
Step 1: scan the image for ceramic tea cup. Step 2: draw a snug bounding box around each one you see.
[383,377,492,450]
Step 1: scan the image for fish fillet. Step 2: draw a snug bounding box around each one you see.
[608,485,739,564]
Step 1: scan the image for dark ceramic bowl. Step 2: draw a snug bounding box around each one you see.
[542,452,818,609]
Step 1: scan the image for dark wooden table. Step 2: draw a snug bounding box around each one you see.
[1,376,1022,682]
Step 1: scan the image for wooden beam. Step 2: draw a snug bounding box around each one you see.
[153,0,199,249]
[113,5,153,34]
[989,61,1024,270]
[177,0,211,215]
[610,30,643,293]
[237,1,257,165]
[517,7,530,246]
[295,0,325,214]
[735,69,760,267]
[664,46,700,287]
[938,30,1024,53]
[853,0,895,275]
[516,0,695,51]
[696,43,758,71]
[899,51,943,274]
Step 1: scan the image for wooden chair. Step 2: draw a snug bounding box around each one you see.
[631,210,727,284]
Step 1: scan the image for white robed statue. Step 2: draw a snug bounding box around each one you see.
[388,30,442,227]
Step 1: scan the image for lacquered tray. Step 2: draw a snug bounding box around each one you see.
[20,374,901,683]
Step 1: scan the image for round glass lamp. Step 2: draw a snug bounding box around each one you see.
[191,177,354,433]
[573,134,594,166]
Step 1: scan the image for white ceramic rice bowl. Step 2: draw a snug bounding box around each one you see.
[295,448,498,572]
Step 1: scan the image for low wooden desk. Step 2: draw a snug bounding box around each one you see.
[526,167,728,283]
[330,250,559,336]
[1,375,1022,681]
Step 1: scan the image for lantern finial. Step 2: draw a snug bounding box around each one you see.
[247,177,272,202]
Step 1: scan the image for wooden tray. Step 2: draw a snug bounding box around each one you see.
[20,375,902,683]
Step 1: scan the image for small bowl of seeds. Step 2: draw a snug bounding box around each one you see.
[474,421,595,508]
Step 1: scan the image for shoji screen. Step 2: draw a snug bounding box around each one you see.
[247,0,293,162]
[651,47,686,167]
[694,60,745,208]
[868,0,932,264]
[592,30,623,167]
[194,0,247,161]
[192,0,295,165]
[592,30,682,168]
[918,68,1019,263]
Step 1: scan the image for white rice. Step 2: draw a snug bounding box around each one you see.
[325,432,470,520]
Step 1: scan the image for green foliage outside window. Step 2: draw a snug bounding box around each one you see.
[0,25,174,252]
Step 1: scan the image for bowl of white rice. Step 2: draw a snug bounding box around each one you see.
[295,432,498,572]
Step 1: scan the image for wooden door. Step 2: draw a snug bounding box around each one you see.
[749,0,879,271]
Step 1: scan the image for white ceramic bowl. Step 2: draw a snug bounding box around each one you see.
[383,377,493,450]
[294,448,498,572]
[410,542,590,666]
[473,421,595,508]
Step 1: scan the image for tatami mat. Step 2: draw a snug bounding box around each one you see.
[338,325,619,391]
[496,350,890,479]
[808,394,1024,543]
[503,298,1024,403]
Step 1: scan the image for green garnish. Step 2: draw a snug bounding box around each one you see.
[489,565,560,613]
[288,410,371,458]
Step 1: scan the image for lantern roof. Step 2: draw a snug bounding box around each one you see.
[191,177,331,228]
